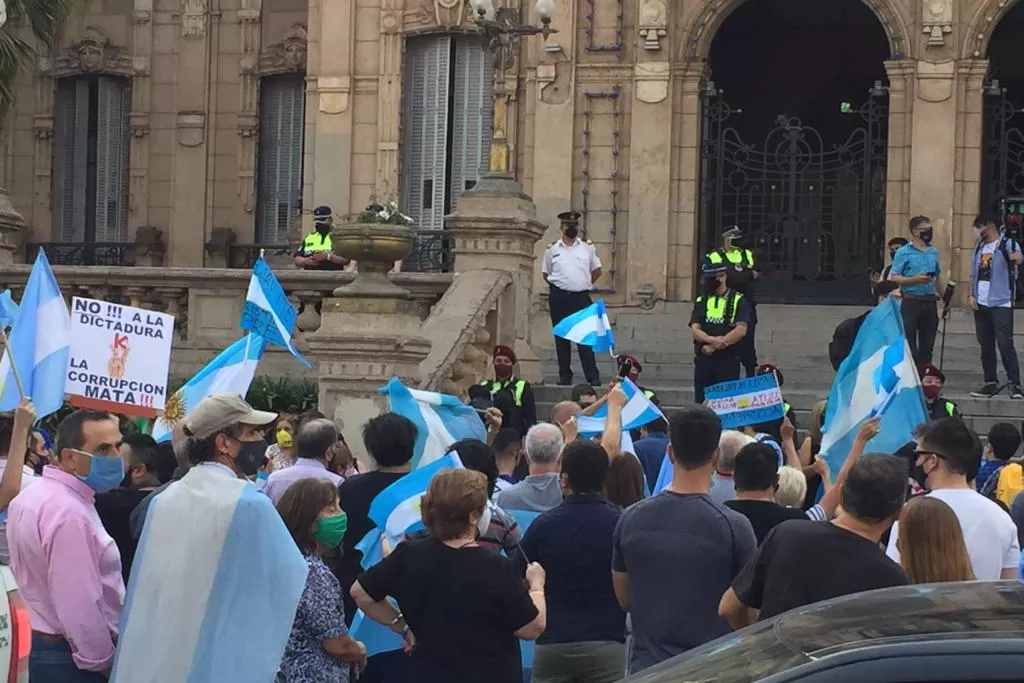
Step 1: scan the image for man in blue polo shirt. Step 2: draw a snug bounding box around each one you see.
[889,215,945,365]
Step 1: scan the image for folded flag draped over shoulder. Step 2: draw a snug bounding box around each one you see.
[820,296,927,477]
[0,289,19,328]
[380,377,487,469]
[241,257,310,367]
[552,299,615,352]
[112,464,308,682]
[152,333,267,442]
[704,373,784,430]
[0,249,70,417]
[575,379,665,434]
[368,452,464,543]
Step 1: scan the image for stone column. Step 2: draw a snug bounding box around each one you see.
[884,60,915,242]
[447,185,547,382]
[909,59,958,250]
[672,62,708,300]
[952,58,988,288]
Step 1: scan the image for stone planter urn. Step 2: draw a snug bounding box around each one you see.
[331,221,413,298]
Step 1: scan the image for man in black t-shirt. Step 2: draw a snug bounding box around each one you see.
[725,442,806,544]
[719,455,908,626]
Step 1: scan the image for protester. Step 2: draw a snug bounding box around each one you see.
[29,426,53,474]
[351,469,547,683]
[754,364,798,439]
[886,417,1020,580]
[263,418,343,505]
[633,416,669,488]
[572,384,599,410]
[112,394,307,683]
[492,427,522,491]
[337,413,416,626]
[1011,491,1024,548]
[494,422,565,513]
[829,280,899,371]
[895,496,976,583]
[129,438,191,540]
[267,413,297,471]
[612,407,756,673]
[95,432,162,583]
[719,455,909,628]
[709,430,752,504]
[977,422,1023,505]
[277,478,367,683]
[0,400,38,565]
[153,441,177,483]
[550,401,581,429]
[522,441,625,683]
[7,408,125,681]
[798,399,827,509]
[327,440,359,478]
[774,466,807,509]
[888,215,944,365]
[605,454,645,509]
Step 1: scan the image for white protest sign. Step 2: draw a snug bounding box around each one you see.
[65,297,174,412]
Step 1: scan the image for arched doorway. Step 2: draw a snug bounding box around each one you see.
[698,0,891,303]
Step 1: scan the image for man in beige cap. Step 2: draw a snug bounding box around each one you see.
[112,394,308,683]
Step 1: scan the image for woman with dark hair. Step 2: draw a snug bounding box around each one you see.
[604,454,644,509]
[352,469,547,683]
[267,413,298,472]
[277,478,367,682]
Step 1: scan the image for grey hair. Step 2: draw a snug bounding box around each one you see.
[524,423,565,464]
[718,430,754,473]
[775,466,808,508]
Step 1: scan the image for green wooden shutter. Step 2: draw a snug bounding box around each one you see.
[449,36,492,214]
[256,73,306,244]
[94,76,131,242]
[400,35,451,231]
[52,78,90,242]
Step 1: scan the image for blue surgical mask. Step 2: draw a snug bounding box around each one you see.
[74,450,125,494]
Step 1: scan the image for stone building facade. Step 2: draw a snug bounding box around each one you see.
[1,0,1024,306]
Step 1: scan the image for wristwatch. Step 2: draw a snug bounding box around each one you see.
[390,613,409,633]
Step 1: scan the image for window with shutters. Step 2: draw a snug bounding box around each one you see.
[52,75,131,246]
[400,34,492,232]
[256,73,306,244]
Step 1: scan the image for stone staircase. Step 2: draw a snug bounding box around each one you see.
[533,303,1024,436]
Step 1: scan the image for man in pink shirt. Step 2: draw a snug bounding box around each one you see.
[7,408,125,682]
[262,417,343,505]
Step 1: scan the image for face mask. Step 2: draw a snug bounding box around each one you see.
[564,226,579,239]
[315,221,331,233]
[889,250,899,260]
[76,452,126,494]
[727,237,742,249]
[31,459,45,476]
[919,229,933,244]
[922,385,941,401]
[911,461,931,491]
[314,512,348,548]
[494,364,513,380]
[476,504,492,537]
[276,430,293,447]
[236,439,269,477]
[703,278,719,293]
[973,227,984,240]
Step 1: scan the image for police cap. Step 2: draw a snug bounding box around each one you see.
[557,210,582,222]
[313,205,333,223]
[722,225,743,239]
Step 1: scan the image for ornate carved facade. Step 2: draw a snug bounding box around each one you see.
[0,0,1021,304]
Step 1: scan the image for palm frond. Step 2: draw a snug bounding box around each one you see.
[6,0,76,46]
[0,0,79,116]
[0,30,33,118]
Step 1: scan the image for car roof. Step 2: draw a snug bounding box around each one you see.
[626,581,1024,683]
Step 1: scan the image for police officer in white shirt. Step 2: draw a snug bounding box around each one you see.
[542,210,602,385]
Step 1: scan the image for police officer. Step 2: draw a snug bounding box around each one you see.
[690,261,753,403]
[615,354,657,403]
[293,205,349,271]
[705,226,760,376]
[479,345,537,437]
[542,210,602,386]
[920,364,960,419]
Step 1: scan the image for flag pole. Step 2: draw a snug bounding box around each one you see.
[0,326,26,399]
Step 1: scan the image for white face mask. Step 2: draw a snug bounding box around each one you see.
[974,227,984,240]
[476,504,492,537]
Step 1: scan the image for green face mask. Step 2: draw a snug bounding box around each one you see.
[314,512,348,549]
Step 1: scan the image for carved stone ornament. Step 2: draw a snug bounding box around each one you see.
[634,62,669,103]
[51,27,133,76]
[260,24,308,74]
[426,0,468,29]
[638,0,667,51]
[922,0,952,47]
[182,0,208,37]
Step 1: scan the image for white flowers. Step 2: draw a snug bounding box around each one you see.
[360,199,414,225]
[0,0,8,28]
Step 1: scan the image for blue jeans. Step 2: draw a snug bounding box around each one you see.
[30,634,108,683]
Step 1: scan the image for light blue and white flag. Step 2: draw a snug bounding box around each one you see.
[575,379,665,434]
[368,452,464,543]
[112,464,308,683]
[704,373,784,430]
[820,296,927,477]
[0,249,70,417]
[380,377,487,469]
[652,448,672,495]
[552,299,615,352]
[241,257,310,367]
[152,333,267,442]
[0,289,19,328]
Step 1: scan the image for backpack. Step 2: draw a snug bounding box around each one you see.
[829,311,869,371]
[997,463,1024,508]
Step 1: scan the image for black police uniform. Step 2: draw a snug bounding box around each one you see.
[705,244,759,376]
[926,397,960,420]
[690,289,753,403]
[478,377,537,437]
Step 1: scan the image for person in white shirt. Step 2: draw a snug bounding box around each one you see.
[542,210,603,386]
[887,417,1020,580]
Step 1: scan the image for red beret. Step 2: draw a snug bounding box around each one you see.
[493,345,516,363]
[756,363,784,387]
[616,354,642,373]
[919,364,945,383]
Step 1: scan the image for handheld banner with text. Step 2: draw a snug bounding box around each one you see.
[704,373,784,430]
[65,297,175,417]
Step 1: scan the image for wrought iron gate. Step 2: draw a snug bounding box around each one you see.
[698,84,889,303]
[981,80,1024,307]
